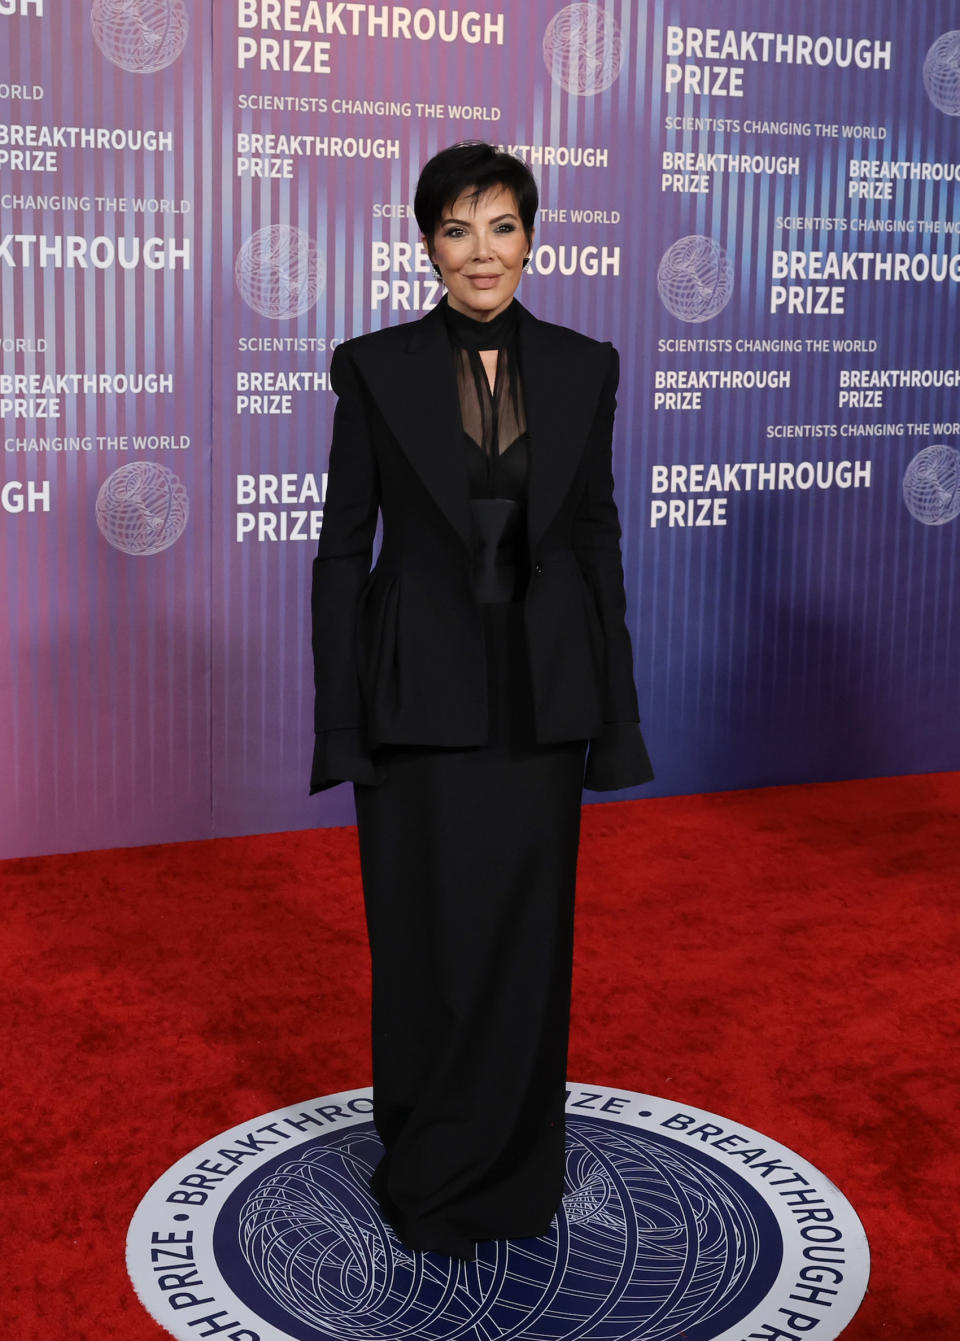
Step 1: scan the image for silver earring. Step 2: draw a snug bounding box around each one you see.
[432,263,443,281]
[522,256,530,269]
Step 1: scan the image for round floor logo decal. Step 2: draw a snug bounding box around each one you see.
[127,1085,869,1341]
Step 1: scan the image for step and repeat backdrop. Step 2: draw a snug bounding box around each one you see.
[2,0,959,857]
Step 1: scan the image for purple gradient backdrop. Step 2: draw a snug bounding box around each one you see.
[2,1,959,858]
[1,1,210,858]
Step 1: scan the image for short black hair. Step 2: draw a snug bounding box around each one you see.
[414,141,538,242]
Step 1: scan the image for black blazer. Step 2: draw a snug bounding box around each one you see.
[310,299,652,792]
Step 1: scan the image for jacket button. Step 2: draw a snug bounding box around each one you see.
[534,562,543,576]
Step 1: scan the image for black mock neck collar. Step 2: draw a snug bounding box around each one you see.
[441,296,519,351]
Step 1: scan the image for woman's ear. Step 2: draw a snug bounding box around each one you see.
[424,235,442,283]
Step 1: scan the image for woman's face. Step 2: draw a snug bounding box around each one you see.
[426,185,532,322]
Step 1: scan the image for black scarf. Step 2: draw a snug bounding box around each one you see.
[441,298,526,457]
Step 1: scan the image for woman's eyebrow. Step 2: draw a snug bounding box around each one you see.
[440,212,520,226]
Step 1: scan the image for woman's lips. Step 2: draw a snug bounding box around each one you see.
[466,275,500,288]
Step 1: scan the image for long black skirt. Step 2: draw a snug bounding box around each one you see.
[354,601,587,1260]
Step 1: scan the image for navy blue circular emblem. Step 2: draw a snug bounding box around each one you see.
[128,1086,869,1341]
[212,1117,781,1341]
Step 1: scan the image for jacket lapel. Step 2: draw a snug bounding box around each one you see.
[356,304,474,551]
[354,301,604,555]
[518,303,604,550]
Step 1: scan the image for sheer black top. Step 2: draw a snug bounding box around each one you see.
[442,299,530,604]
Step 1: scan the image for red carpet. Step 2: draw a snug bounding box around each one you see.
[3,771,959,1337]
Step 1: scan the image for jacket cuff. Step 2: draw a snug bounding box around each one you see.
[583,721,654,792]
[309,728,386,794]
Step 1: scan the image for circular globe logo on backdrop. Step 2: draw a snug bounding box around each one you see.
[923,31,960,115]
[96,462,189,555]
[127,1085,870,1341]
[543,4,623,96]
[90,0,189,74]
[657,236,735,323]
[235,226,326,321]
[902,445,960,525]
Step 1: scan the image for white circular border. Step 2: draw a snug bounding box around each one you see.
[127,1084,870,1341]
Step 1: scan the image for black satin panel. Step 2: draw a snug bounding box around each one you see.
[465,436,529,603]
[470,498,522,603]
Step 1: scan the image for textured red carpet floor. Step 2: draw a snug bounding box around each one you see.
[2,771,959,1338]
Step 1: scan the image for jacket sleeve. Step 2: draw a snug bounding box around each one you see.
[572,346,654,791]
[309,343,383,792]
[309,728,386,795]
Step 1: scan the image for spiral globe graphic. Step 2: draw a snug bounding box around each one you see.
[902,445,960,525]
[657,235,735,323]
[228,1116,775,1341]
[923,31,960,115]
[95,462,189,555]
[89,0,189,74]
[543,4,623,96]
[235,225,326,321]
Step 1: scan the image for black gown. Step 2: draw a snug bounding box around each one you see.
[355,303,587,1260]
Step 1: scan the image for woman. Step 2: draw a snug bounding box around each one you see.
[311,142,652,1260]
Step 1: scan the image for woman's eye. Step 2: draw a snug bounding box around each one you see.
[496,223,517,233]
[442,227,465,238]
